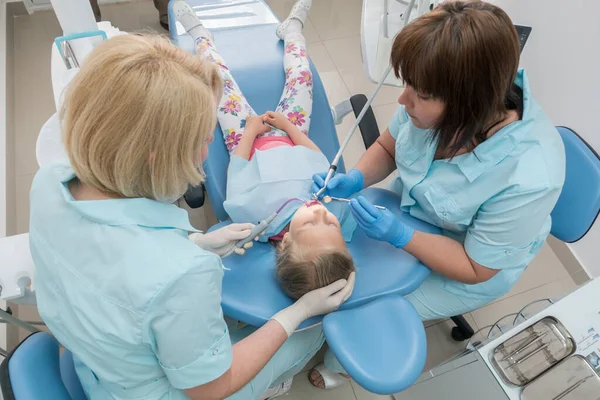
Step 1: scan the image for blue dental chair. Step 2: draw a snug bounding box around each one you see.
[169,0,437,394]
[3,128,597,399]
[165,1,600,395]
[0,332,86,400]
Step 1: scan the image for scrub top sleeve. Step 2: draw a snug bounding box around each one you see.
[144,256,233,390]
[464,186,560,270]
[387,106,410,140]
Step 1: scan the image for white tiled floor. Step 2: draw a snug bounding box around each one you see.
[8,1,580,399]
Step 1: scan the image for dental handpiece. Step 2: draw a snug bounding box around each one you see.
[314,165,337,199]
[234,198,308,252]
[235,212,278,249]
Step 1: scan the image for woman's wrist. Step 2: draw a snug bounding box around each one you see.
[348,169,365,191]
[390,225,415,249]
[270,303,305,337]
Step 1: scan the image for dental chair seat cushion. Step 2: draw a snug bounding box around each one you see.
[214,188,440,329]
[323,295,427,394]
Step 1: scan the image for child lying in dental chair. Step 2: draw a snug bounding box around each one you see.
[175,0,355,299]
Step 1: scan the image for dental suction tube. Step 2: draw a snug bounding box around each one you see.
[314,0,417,199]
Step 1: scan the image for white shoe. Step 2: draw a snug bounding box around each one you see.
[275,0,312,40]
[259,377,294,400]
[172,0,204,34]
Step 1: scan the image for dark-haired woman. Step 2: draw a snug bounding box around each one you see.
[309,0,565,388]
[316,0,565,347]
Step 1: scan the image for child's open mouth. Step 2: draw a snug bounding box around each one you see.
[305,199,322,207]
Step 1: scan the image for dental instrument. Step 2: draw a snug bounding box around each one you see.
[314,0,417,199]
[323,195,387,210]
[234,197,308,250]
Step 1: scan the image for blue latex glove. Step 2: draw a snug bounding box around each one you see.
[349,196,415,248]
[311,169,364,199]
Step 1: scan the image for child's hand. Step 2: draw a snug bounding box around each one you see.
[263,111,291,131]
[245,115,271,136]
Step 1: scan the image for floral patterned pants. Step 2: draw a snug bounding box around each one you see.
[195,31,313,153]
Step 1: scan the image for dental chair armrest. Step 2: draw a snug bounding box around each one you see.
[350,94,380,150]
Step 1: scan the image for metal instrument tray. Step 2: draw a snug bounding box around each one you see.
[522,355,600,400]
[491,317,575,386]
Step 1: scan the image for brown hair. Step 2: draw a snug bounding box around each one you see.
[62,34,223,201]
[275,244,355,299]
[391,0,521,157]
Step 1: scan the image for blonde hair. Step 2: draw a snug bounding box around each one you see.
[276,243,355,299]
[61,34,223,201]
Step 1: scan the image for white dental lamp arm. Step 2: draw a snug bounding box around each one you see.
[316,0,418,198]
[315,63,394,198]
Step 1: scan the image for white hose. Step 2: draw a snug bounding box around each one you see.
[315,0,418,198]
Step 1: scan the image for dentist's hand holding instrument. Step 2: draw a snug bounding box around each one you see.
[349,197,414,248]
[190,223,257,257]
[311,169,364,199]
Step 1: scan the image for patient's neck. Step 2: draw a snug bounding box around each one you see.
[68,179,118,201]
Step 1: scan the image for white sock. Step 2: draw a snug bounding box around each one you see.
[284,19,304,42]
[177,8,211,43]
[190,26,212,45]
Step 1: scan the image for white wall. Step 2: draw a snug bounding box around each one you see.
[1,0,8,240]
[489,0,600,278]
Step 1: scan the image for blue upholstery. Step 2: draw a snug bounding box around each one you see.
[2,332,85,400]
[217,187,439,329]
[202,27,344,220]
[551,127,600,242]
[168,0,436,393]
[323,295,427,394]
[60,348,87,400]
[169,0,344,220]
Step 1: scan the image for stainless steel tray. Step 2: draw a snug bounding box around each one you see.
[522,355,600,400]
[491,317,575,386]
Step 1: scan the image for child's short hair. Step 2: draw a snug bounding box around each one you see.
[275,242,356,299]
[61,34,223,201]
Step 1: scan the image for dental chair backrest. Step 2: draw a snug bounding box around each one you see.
[200,25,344,221]
[550,126,600,242]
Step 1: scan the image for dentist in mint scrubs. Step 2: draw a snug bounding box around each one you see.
[314,1,565,321]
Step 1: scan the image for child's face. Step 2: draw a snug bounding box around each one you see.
[286,202,346,249]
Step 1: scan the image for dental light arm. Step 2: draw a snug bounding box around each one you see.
[314,0,417,199]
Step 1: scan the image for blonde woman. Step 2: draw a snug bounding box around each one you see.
[29,34,354,400]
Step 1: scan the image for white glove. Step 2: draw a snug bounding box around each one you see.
[189,223,254,257]
[271,272,356,336]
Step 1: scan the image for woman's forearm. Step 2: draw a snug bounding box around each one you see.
[404,231,499,284]
[355,129,397,187]
[355,141,397,187]
[185,320,288,400]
